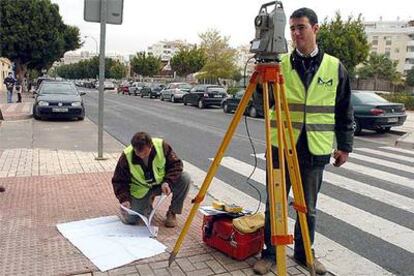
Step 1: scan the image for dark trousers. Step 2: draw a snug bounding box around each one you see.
[262,148,325,261]
[124,171,191,224]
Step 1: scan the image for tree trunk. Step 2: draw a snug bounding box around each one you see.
[15,62,28,93]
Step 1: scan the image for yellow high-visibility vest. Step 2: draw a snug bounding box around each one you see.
[270,53,339,155]
[124,138,166,199]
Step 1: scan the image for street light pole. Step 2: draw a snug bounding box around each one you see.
[84,35,98,55]
[96,0,107,160]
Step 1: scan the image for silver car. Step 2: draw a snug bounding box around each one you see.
[160,82,192,103]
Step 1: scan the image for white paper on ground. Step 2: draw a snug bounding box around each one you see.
[56,216,166,272]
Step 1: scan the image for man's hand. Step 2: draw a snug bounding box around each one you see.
[120,201,131,216]
[161,182,171,195]
[121,201,131,209]
[333,150,349,167]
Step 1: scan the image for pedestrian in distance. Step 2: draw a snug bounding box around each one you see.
[15,79,22,103]
[3,72,15,103]
[112,131,191,228]
[252,7,354,275]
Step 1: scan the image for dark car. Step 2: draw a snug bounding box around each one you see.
[33,81,86,120]
[183,84,228,108]
[140,83,165,98]
[352,91,407,135]
[221,89,263,118]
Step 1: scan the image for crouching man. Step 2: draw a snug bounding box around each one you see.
[112,131,191,227]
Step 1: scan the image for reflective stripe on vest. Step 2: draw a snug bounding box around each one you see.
[124,138,166,199]
[270,53,339,155]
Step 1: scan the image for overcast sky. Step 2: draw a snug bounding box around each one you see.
[51,0,413,56]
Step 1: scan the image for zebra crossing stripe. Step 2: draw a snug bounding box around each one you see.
[381,146,414,156]
[323,171,414,213]
[220,157,414,254]
[356,148,414,163]
[350,152,413,173]
[336,159,413,189]
[252,153,414,189]
[185,160,394,276]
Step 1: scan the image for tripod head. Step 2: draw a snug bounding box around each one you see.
[250,1,288,63]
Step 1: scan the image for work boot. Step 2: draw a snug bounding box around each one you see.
[253,258,273,275]
[164,211,177,228]
[294,254,327,275]
[0,186,5,192]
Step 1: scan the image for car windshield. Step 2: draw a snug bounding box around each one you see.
[207,87,226,93]
[177,84,192,89]
[39,83,78,95]
[352,92,388,104]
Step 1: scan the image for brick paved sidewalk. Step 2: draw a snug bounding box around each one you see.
[0,162,311,276]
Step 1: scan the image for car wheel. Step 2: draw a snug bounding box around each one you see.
[198,99,204,109]
[249,106,258,118]
[183,98,187,105]
[353,119,362,136]
[223,103,230,113]
[78,116,85,121]
[141,94,144,98]
[33,108,40,120]
[171,96,176,103]
[160,95,164,101]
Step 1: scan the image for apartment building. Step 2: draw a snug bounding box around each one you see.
[147,40,193,62]
[0,57,12,88]
[364,19,414,75]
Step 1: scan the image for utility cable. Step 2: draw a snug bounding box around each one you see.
[242,56,262,214]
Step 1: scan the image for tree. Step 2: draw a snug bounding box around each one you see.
[109,61,127,80]
[318,12,369,76]
[406,67,414,87]
[170,46,206,77]
[357,52,399,90]
[130,52,162,77]
[0,0,81,84]
[197,29,238,83]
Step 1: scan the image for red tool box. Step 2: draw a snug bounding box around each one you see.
[202,215,264,261]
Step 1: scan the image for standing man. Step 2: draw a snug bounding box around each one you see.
[253,8,354,275]
[112,132,191,228]
[3,72,15,103]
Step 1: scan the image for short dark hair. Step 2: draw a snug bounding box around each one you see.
[290,8,318,26]
[131,132,152,151]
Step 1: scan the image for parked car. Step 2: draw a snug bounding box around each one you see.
[103,81,115,90]
[352,90,407,135]
[141,83,165,98]
[32,81,85,120]
[117,81,132,95]
[182,85,228,108]
[131,82,146,96]
[160,82,192,103]
[221,89,263,118]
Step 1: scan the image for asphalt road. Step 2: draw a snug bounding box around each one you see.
[82,88,414,276]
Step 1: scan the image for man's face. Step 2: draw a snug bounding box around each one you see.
[134,145,152,159]
[289,16,319,54]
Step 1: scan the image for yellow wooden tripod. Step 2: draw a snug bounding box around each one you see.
[168,62,315,276]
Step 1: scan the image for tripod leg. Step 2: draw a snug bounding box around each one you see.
[264,80,291,276]
[278,75,315,276]
[168,76,259,266]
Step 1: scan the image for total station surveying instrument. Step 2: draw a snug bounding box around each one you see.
[169,2,316,275]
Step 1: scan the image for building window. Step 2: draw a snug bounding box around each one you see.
[372,47,378,53]
[386,40,392,46]
[407,46,414,52]
[405,58,414,64]
[372,39,378,45]
[385,51,391,57]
